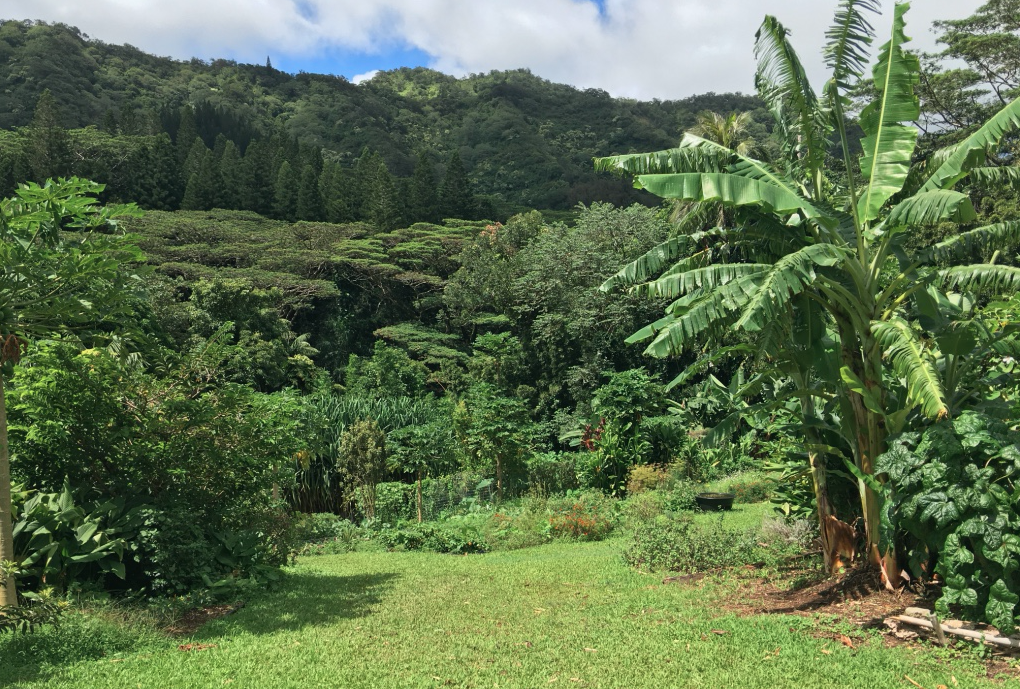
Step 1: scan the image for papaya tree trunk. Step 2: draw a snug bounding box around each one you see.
[416,470,423,523]
[0,375,17,607]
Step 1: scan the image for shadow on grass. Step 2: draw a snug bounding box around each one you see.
[0,570,400,687]
[197,570,400,637]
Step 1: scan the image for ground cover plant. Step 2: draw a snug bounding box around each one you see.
[1,533,1012,688]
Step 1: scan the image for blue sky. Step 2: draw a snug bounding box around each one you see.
[2,0,977,99]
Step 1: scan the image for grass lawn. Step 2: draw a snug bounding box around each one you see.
[1,506,1009,688]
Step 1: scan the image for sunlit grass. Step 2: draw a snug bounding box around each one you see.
[2,523,1006,688]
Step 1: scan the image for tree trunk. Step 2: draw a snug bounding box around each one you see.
[0,375,17,607]
[495,456,503,503]
[844,335,900,589]
[416,470,423,523]
[809,448,835,572]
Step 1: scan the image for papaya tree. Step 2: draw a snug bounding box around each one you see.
[0,178,142,607]
[597,0,1020,585]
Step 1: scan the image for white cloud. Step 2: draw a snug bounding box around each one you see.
[351,70,379,84]
[1,0,978,100]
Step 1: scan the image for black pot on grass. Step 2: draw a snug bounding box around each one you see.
[695,492,735,511]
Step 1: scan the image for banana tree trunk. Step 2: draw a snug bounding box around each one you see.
[0,375,17,607]
[808,448,835,572]
[843,334,900,589]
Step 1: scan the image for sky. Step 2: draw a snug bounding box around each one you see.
[0,0,980,101]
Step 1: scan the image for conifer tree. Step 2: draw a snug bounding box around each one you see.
[27,90,72,182]
[409,151,439,223]
[371,167,401,231]
[240,139,275,216]
[274,160,299,221]
[297,163,324,221]
[175,105,199,165]
[322,161,353,223]
[181,146,221,210]
[219,140,244,210]
[130,133,182,210]
[439,151,474,220]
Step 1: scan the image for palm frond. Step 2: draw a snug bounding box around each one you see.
[857,3,921,224]
[872,317,948,420]
[642,276,763,358]
[968,166,1020,190]
[593,145,730,176]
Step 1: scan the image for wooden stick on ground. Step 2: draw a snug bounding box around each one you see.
[892,615,1020,650]
[928,612,947,646]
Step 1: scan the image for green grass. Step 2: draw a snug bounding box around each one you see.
[2,524,1009,688]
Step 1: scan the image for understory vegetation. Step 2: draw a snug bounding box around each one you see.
[3,0,1020,683]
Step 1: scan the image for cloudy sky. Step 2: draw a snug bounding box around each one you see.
[2,0,978,100]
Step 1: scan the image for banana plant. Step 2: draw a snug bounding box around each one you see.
[597,1,1020,585]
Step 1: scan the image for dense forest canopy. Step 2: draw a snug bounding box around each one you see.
[0,19,766,213]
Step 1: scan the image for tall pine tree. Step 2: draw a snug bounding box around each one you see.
[297,163,324,221]
[408,151,439,224]
[27,90,72,182]
[273,160,299,221]
[439,151,474,220]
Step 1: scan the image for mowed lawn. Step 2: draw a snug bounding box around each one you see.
[2,523,1007,688]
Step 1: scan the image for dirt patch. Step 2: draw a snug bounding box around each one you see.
[166,601,245,636]
[690,563,1020,682]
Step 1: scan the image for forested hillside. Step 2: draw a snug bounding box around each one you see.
[0,19,764,214]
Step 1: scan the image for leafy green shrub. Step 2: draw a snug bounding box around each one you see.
[290,513,354,543]
[621,491,664,529]
[13,483,142,591]
[0,590,67,635]
[131,507,218,596]
[526,452,580,496]
[878,411,1020,633]
[372,483,415,523]
[723,476,776,504]
[546,492,616,541]
[290,513,362,556]
[623,514,759,573]
[626,464,664,495]
[375,523,485,554]
[659,482,698,513]
[481,503,550,551]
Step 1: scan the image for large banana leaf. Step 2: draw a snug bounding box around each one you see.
[872,317,948,420]
[825,0,879,93]
[734,244,848,332]
[631,263,767,300]
[967,166,1020,189]
[643,275,763,358]
[924,222,1020,263]
[884,190,976,228]
[599,235,698,291]
[633,172,822,219]
[920,97,1020,192]
[593,144,729,176]
[755,16,829,181]
[941,264,1020,293]
[857,3,920,224]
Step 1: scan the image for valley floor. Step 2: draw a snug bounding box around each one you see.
[1,524,1009,688]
